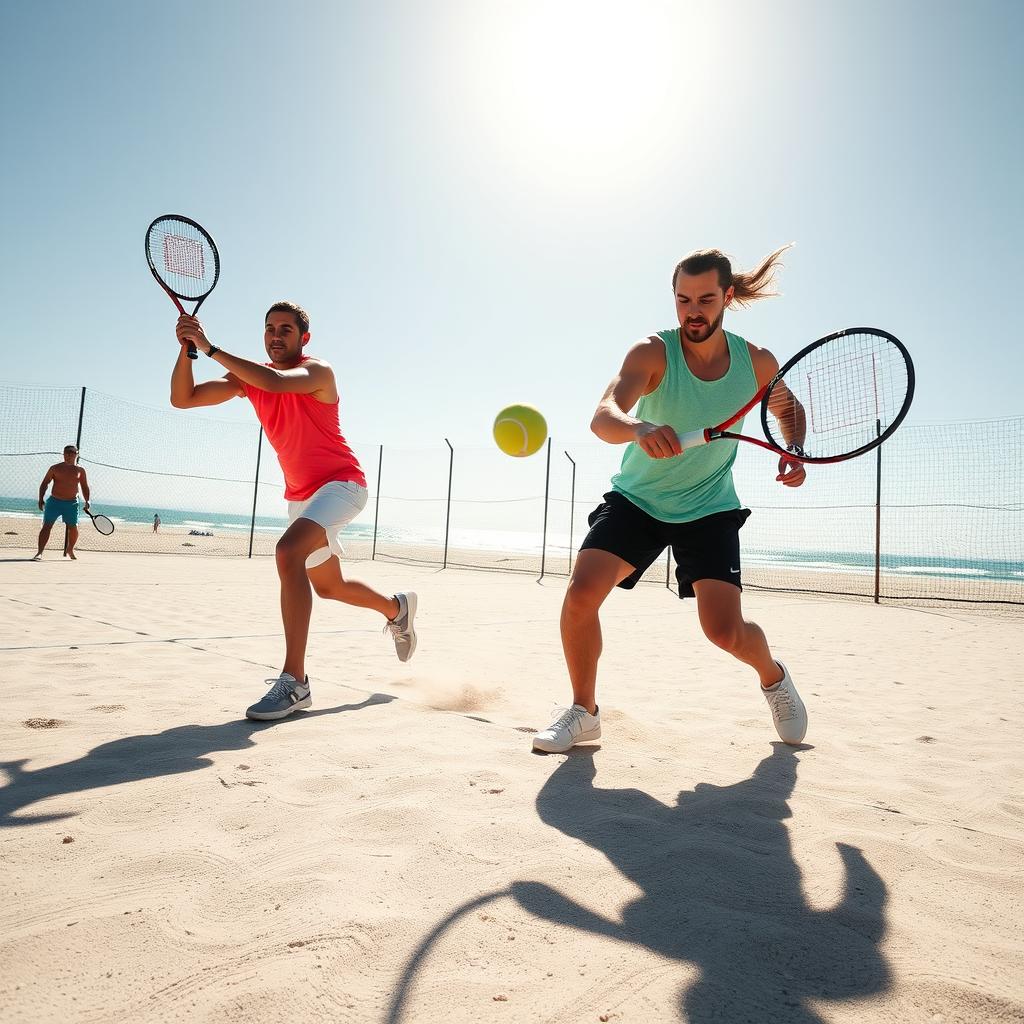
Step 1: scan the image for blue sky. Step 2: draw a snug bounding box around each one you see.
[1,0,1021,448]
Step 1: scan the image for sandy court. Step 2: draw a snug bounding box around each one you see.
[1,552,1022,1023]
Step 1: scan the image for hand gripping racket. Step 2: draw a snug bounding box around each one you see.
[83,509,115,536]
[678,327,914,464]
[145,215,220,360]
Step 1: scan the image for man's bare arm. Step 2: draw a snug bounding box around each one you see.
[591,338,681,458]
[78,467,91,508]
[170,343,244,409]
[38,468,53,509]
[175,314,337,401]
[750,344,806,487]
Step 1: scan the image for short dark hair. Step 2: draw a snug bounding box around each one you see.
[63,444,78,453]
[265,301,310,335]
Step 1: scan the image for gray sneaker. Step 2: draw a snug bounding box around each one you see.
[246,673,311,721]
[762,661,807,745]
[384,592,418,663]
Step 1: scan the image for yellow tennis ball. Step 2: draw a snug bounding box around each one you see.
[493,404,548,457]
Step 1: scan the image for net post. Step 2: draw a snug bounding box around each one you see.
[666,548,672,589]
[539,438,552,581]
[248,427,263,559]
[371,444,383,561]
[65,386,86,557]
[874,418,882,604]
[564,451,576,576]
[443,439,454,570]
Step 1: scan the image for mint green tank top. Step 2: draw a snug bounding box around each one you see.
[611,328,758,523]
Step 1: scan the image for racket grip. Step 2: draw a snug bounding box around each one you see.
[677,428,709,450]
[186,343,198,360]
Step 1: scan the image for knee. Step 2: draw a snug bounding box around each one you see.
[701,616,743,653]
[275,535,306,571]
[563,576,607,617]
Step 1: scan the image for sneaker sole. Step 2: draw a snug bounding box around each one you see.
[397,592,418,663]
[245,696,312,721]
[532,726,601,753]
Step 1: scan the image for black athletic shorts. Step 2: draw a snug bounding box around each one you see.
[579,491,752,598]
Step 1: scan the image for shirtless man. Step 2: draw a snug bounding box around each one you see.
[34,445,90,560]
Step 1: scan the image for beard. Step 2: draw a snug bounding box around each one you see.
[682,307,725,344]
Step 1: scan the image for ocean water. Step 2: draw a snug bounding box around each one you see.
[2,495,1020,585]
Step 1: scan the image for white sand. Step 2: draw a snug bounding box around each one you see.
[1,553,1022,1023]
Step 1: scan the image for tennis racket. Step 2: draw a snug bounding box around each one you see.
[677,327,914,464]
[145,215,220,360]
[83,509,115,536]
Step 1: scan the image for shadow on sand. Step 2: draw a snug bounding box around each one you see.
[389,744,890,1023]
[1,693,395,827]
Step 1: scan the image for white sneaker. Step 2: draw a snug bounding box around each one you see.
[384,592,418,663]
[532,704,601,753]
[761,661,807,745]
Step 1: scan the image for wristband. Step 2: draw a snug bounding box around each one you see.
[206,345,220,358]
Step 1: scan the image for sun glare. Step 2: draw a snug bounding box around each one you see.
[447,3,717,197]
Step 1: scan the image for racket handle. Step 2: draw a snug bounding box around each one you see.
[186,342,198,360]
[677,428,710,451]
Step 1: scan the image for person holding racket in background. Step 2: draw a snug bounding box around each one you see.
[33,444,91,561]
[169,301,418,721]
[534,245,809,754]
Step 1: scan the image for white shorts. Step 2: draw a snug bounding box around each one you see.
[288,480,368,566]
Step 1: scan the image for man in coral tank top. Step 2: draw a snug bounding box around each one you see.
[532,248,809,755]
[171,301,417,720]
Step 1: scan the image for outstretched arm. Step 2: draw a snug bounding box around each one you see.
[175,315,337,400]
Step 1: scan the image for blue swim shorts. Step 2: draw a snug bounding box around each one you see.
[43,496,80,526]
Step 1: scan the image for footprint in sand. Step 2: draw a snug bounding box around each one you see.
[23,718,66,729]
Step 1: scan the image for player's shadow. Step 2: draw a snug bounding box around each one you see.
[509,745,890,1023]
[0,693,395,827]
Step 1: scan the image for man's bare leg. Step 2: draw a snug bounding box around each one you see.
[559,549,637,714]
[274,517,328,682]
[66,525,79,560]
[307,555,399,618]
[692,579,781,686]
[35,522,53,559]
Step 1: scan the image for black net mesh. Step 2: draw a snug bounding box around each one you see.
[1,383,1019,607]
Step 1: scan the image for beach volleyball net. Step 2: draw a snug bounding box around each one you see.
[1,383,1020,606]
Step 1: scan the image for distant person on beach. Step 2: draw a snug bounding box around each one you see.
[171,300,417,721]
[153,513,160,533]
[34,444,90,561]
[533,247,809,754]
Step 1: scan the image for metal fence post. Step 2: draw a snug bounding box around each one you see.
[443,439,454,569]
[65,386,87,557]
[564,451,576,576]
[371,444,383,560]
[874,418,882,604]
[539,437,552,581]
[248,426,264,559]
[666,548,672,589]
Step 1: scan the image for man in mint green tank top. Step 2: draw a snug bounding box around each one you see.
[533,247,810,755]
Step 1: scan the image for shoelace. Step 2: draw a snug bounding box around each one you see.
[261,676,299,702]
[383,616,407,639]
[765,684,797,722]
[547,705,587,736]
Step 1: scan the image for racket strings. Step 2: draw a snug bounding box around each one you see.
[767,332,911,460]
[146,218,218,300]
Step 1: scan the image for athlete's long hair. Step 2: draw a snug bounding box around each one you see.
[671,244,792,307]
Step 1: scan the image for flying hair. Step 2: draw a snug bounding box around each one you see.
[672,244,793,307]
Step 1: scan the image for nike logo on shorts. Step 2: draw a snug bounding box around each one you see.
[730,568,740,574]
